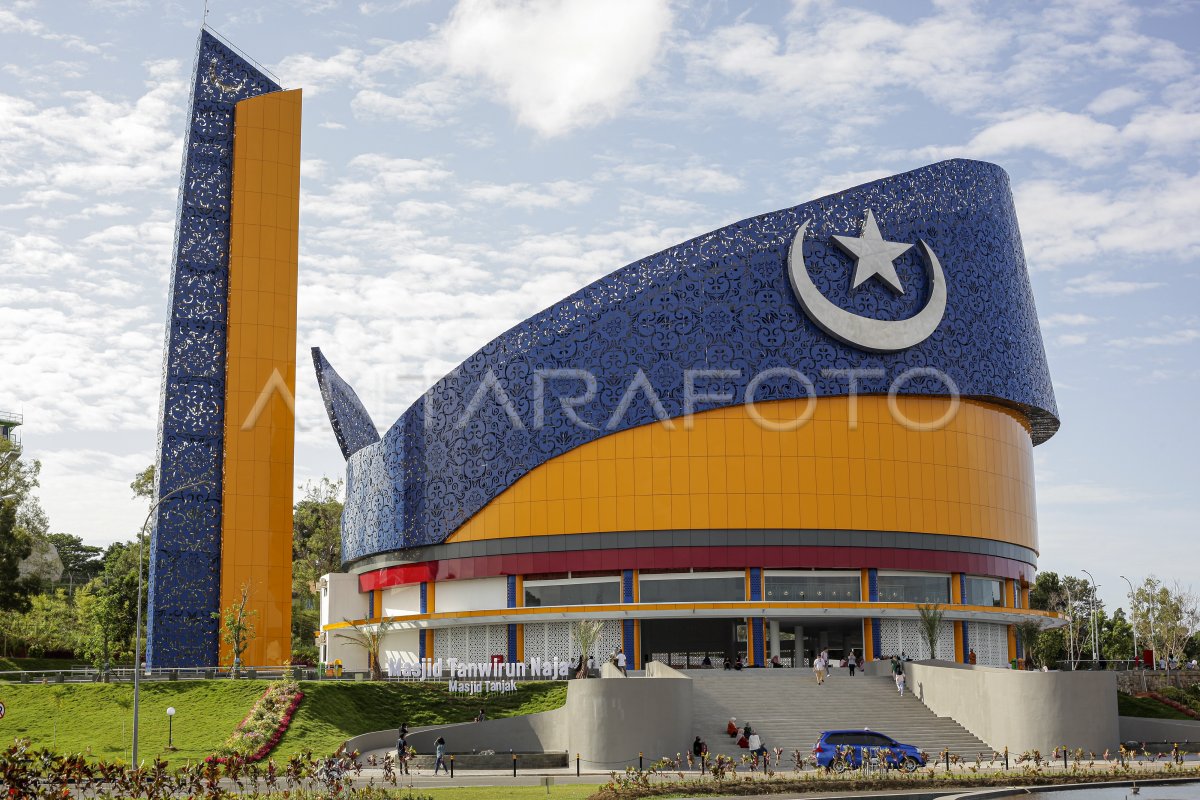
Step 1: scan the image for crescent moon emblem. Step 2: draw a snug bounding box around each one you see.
[787,219,947,353]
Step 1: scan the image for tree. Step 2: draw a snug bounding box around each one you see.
[292,478,343,659]
[334,620,392,680]
[1129,576,1199,664]
[130,465,155,501]
[1015,620,1045,668]
[46,533,104,589]
[0,500,40,613]
[572,620,605,676]
[1100,608,1135,663]
[214,582,258,676]
[1029,571,1101,669]
[915,603,945,660]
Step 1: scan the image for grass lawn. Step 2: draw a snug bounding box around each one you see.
[0,680,265,765]
[273,680,567,759]
[0,679,567,766]
[1118,691,1193,719]
[391,787,599,800]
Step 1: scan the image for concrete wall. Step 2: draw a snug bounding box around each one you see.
[1116,670,1200,694]
[907,661,1119,754]
[1119,716,1200,744]
[346,662,694,768]
[380,629,421,674]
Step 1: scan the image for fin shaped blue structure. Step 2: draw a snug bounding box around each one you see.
[312,347,381,460]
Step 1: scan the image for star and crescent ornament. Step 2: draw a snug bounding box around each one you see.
[787,210,947,353]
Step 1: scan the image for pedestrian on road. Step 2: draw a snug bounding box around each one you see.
[434,737,449,776]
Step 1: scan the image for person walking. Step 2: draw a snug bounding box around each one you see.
[433,736,449,776]
[812,653,826,685]
[692,735,708,772]
[892,657,906,696]
[616,647,628,676]
[396,730,410,775]
[847,650,857,676]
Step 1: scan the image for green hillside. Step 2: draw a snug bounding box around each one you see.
[0,679,567,766]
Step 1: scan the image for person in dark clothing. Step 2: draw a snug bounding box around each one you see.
[692,736,708,771]
[847,650,857,676]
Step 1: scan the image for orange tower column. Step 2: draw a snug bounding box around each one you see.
[220,89,302,667]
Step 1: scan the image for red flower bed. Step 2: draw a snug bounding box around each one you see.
[1140,692,1200,720]
[207,679,304,764]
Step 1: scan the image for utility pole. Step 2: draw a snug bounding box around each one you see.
[1120,575,1139,667]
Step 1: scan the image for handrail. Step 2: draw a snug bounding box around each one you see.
[0,410,22,423]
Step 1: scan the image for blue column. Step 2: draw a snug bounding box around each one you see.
[419,582,428,614]
[962,621,971,664]
[622,570,635,658]
[872,618,882,657]
[868,568,879,602]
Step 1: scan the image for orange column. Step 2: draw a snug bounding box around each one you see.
[863,618,875,662]
[220,88,302,667]
[1007,625,1017,664]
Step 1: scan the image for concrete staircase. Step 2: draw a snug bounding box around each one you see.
[689,669,993,760]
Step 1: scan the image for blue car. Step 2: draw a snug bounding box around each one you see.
[812,729,926,772]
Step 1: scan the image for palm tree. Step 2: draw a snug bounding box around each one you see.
[573,620,605,677]
[915,603,945,660]
[335,620,394,680]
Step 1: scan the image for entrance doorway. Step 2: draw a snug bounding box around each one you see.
[771,618,864,667]
[641,618,743,668]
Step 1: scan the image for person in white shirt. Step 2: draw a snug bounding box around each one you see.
[615,647,628,676]
[748,731,767,766]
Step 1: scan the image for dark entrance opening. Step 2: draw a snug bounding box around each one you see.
[776,618,864,666]
[641,618,742,668]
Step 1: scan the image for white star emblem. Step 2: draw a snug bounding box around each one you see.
[831,209,912,294]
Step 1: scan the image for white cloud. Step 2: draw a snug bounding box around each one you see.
[609,162,743,194]
[464,180,593,210]
[1055,333,1089,347]
[1087,86,1144,114]
[1062,273,1164,296]
[1109,329,1200,347]
[1041,313,1098,328]
[439,0,673,137]
[1039,482,1146,505]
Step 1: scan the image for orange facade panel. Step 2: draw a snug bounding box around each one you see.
[221,89,302,667]
[448,396,1038,552]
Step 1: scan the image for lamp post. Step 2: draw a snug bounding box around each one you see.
[1120,575,1139,667]
[166,707,175,749]
[1081,570,1100,665]
[131,477,211,766]
[1063,582,1076,669]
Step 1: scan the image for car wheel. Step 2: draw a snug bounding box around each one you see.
[832,759,848,773]
[901,756,919,773]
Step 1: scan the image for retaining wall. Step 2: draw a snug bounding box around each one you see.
[907,661,1119,754]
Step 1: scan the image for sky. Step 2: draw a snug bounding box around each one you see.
[1,0,1197,615]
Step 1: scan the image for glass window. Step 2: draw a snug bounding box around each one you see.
[964,577,1003,607]
[876,574,950,603]
[765,574,861,602]
[639,577,745,603]
[524,580,620,607]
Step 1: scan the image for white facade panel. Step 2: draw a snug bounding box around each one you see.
[381,629,422,674]
[320,572,366,629]
[382,585,421,617]
[434,577,507,613]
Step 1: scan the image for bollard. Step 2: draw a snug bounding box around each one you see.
[450,755,455,778]
[513,753,518,777]
[945,751,950,771]
[639,752,643,770]
[576,753,580,777]
[1062,749,1068,770]
[1004,747,1009,771]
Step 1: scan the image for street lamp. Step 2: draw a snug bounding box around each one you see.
[131,477,212,766]
[1063,582,1076,669]
[166,707,176,750]
[1081,570,1100,665]
[1120,575,1139,667]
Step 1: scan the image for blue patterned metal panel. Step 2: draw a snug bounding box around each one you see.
[622,619,635,665]
[330,159,1058,564]
[622,570,635,604]
[749,568,762,602]
[868,569,879,602]
[420,582,428,614]
[871,617,882,657]
[506,575,517,608]
[508,624,518,662]
[1015,628,1023,660]
[313,347,380,459]
[147,30,281,668]
[751,617,766,666]
[959,574,967,604]
[961,621,971,664]
[419,629,426,661]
